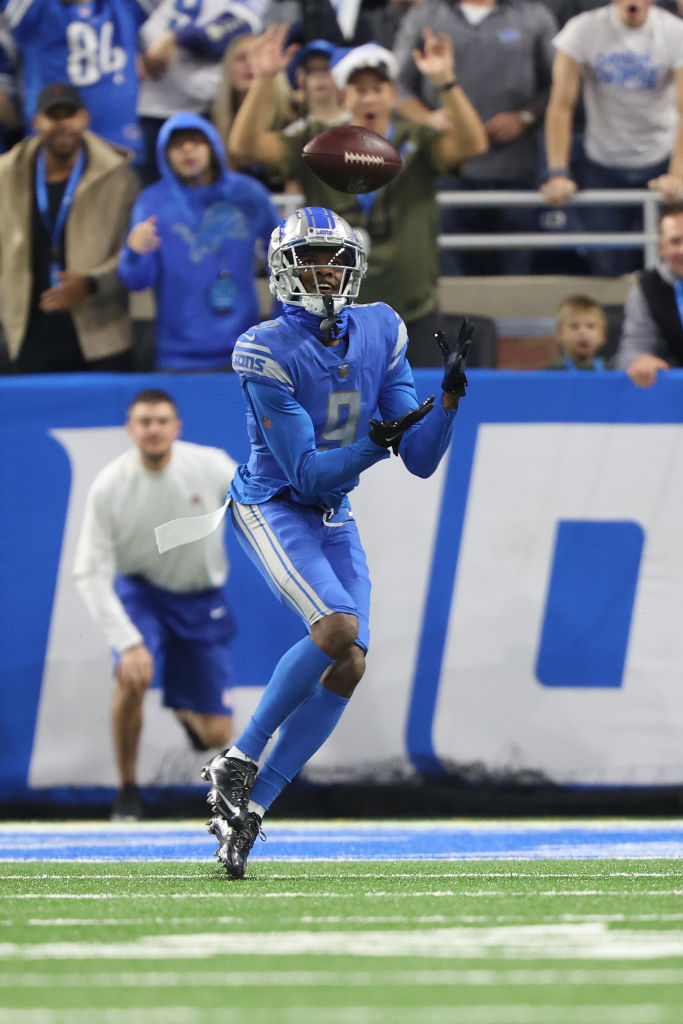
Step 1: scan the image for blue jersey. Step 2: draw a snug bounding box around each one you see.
[1,0,152,153]
[230,302,456,512]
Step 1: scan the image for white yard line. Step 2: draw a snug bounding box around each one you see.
[1,871,680,880]
[297,913,683,924]
[0,923,682,961]
[0,912,680,929]
[0,913,681,930]
[3,888,683,900]
[2,849,682,861]
[0,1003,677,1024]
[23,917,243,926]
[0,967,681,988]
[0,818,681,833]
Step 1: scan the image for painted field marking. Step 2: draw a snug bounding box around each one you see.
[297,912,683,924]
[0,911,677,928]
[1,922,682,960]
[1,870,680,880]
[23,917,244,926]
[0,967,681,988]
[0,819,680,832]
[3,889,683,901]
[3,852,681,861]
[0,912,681,931]
[1,820,682,862]
[0,1002,677,1024]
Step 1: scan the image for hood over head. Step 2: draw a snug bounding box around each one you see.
[155,111,229,182]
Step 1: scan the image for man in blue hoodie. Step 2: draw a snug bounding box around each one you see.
[118,111,279,370]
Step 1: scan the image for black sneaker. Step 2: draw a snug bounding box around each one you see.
[221,811,265,879]
[110,783,144,822]
[200,750,257,827]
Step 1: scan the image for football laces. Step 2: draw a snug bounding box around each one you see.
[344,150,386,166]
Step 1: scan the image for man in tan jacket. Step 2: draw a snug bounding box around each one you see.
[0,82,140,373]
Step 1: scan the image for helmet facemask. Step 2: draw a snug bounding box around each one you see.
[268,208,367,316]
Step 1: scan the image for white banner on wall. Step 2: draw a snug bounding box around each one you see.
[434,424,683,785]
[4,371,682,794]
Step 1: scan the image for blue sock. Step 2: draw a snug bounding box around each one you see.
[250,686,349,810]
[236,636,335,761]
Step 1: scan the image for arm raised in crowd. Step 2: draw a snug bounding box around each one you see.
[393,3,443,127]
[227,24,294,169]
[412,28,488,166]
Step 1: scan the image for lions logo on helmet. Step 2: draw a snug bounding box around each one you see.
[268,206,367,316]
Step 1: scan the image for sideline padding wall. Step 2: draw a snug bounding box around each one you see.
[1,370,683,801]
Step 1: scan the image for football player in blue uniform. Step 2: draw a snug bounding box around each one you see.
[202,205,471,878]
[1,0,154,156]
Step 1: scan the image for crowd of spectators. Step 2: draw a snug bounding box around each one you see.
[1,0,683,377]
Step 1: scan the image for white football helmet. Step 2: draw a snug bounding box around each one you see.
[268,206,367,315]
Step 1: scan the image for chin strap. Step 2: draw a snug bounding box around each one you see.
[319,293,340,343]
[282,302,349,342]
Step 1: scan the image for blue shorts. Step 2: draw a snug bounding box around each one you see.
[230,498,371,652]
[114,576,235,714]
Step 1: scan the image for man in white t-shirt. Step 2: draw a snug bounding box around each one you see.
[73,388,236,820]
[541,0,683,274]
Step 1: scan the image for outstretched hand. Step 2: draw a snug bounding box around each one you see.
[436,318,472,406]
[252,23,299,78]
[412,27,456,89]
[369,396,435,455]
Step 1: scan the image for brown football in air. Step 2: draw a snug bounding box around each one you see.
[302,124,402,194]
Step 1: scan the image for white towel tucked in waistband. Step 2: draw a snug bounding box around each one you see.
[155,497,231,554]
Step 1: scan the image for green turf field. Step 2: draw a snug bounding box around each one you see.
[1,856,682,1024]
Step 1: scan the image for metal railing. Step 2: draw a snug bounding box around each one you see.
[273,188,661,268]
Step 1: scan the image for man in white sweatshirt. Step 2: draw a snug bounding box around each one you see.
[73,388,236,820]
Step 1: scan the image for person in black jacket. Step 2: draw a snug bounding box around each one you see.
[614,204,683,387]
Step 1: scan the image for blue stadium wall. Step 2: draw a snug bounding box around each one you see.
[1,370,682,815]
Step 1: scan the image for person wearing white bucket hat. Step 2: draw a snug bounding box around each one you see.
[227,24,487,365]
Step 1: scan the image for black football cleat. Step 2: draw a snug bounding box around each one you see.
[221,811,265,879]
[206,814,230,847]
[200,750,257,827]
[206,815,232,867]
